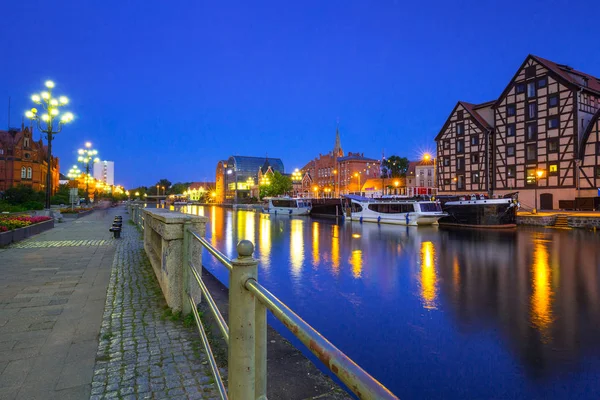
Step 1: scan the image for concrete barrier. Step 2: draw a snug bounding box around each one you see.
[142,208,208,311]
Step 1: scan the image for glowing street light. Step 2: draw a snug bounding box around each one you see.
[26,80,73,208]
[534,169,545,214]
[77,142,100,204]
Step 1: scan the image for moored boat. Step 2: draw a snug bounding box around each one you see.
[261,197,312,216]
[342,195,447,226]
[436,193,519,228]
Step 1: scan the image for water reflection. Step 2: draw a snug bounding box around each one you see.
[419,241,437,310]
[531,235,554,341]
[175,206,600,399]
[290,219,304,278]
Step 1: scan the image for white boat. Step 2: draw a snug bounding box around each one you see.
[261,197,312,216]
[342,195,447,226]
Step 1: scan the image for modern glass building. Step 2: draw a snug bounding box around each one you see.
[217,156,285,203]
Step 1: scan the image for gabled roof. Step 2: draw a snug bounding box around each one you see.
[434,101,493,141]
[493,54,600,108]
[532,55,600,95]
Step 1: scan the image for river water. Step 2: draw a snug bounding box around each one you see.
[178,205,600,399]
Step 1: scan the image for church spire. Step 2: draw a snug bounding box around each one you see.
[334,122,343,157]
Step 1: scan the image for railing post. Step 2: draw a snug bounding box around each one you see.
[229,240,258,400]
[255,297,267,400]
[182,219,191,315]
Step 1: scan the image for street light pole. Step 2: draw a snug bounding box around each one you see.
[77,142,99,205]
[26,81,73,209]
[534,169,544,214]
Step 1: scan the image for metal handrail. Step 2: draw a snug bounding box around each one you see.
[187,295,228,399]
[188,230,233,271]
[188,260,230,344]
[188,231,398,399]
[245,278,397,400]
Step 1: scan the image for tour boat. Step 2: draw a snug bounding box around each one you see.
[261,197,312,216]
[341,195,447,226]
[436,193,519,228]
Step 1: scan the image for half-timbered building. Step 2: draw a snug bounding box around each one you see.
[435,101,494,195]
[435,54,600,210]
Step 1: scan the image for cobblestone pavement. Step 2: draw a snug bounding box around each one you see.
[90,219,222,400]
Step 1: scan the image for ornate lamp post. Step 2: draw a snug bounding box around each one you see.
[291,168,302,196]
[77,142,99,204]
[26,80,73,209]
[67,165,81,180]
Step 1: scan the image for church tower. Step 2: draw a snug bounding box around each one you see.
[333,126,343,158]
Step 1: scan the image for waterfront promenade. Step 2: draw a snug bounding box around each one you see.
[0,208,218,400]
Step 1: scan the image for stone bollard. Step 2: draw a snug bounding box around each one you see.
[228,240,259,400]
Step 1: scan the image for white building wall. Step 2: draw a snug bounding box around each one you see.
[93,160,115,186]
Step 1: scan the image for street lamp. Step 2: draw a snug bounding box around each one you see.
[77,142,99,204]
[312,185,318,198]
[67,165,81,180]
[423,152,436,196]
[333,169,338,197]
[135,191,140,198]
[534,169,545,214]
[291,168,302,196]
[26,80,74,209]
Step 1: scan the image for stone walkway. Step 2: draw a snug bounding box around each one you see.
[90,216,221,400]
[0,209,118,400]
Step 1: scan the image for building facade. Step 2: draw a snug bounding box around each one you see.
[93,160,115,186]
[436,55,600,209]
[0,126,60,194]
[215,156,285,203]
[301,128,380,196]
[406,160,437,196]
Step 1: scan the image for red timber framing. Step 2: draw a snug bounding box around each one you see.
[435,101,493,194]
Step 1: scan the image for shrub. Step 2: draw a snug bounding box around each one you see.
[23,201,44,210]
[0,201,26,213]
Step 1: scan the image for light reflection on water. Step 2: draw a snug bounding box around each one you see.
[177,205,600,400]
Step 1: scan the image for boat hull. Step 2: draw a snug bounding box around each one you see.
[261,208,310,216]
[347,213,444,226]
[439,200,517,228]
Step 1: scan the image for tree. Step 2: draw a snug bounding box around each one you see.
[259,172,292,198]
[169,182,190,195]
[381,155,410,178]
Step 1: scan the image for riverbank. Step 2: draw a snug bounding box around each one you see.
[517,210,600,229]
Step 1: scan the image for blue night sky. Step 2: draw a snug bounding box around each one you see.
[1,0,598,188]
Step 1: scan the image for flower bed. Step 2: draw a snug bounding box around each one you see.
[60,207,92,214]
[0,216,54,246]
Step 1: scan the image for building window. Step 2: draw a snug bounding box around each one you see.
[597,142,600,155]
[457,140,464,153]
[21,167,26,178]
[457,110,464,120]
[526,144,537,161]
[548,163,559,176]
[527,82,536,98]
[457,123,464,135]
[444,140,450,150]
[537,77,547,88]
[472,172,480,184]
[457,157,465,171]
[526,102,537,120]
[471,135,479,146]
[515,83,525,94]
[525,65,536,78]
[27,167,32,179]
[507,104,516,117]
[471,153,479,164]
[526,122,537,141]
[548,94,559,108]
[457,175,465,190]
[548,117,559,129]
[443,158,450,167]
[526,168,537,185]
[547,138,559,153]
[24,153,30,159]
[507,123,516,137]
[596,166,600,178]
[444,179,451,185]
[507,165,516,178]
[506,145,516,157]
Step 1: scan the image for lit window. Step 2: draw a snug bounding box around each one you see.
[27,167,32,179]
[21,167,26,178]
[526,168,537,185]
[549,164,558,176]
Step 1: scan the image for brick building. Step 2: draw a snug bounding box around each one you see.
[301,128,380,196]
[0,126,60,194]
